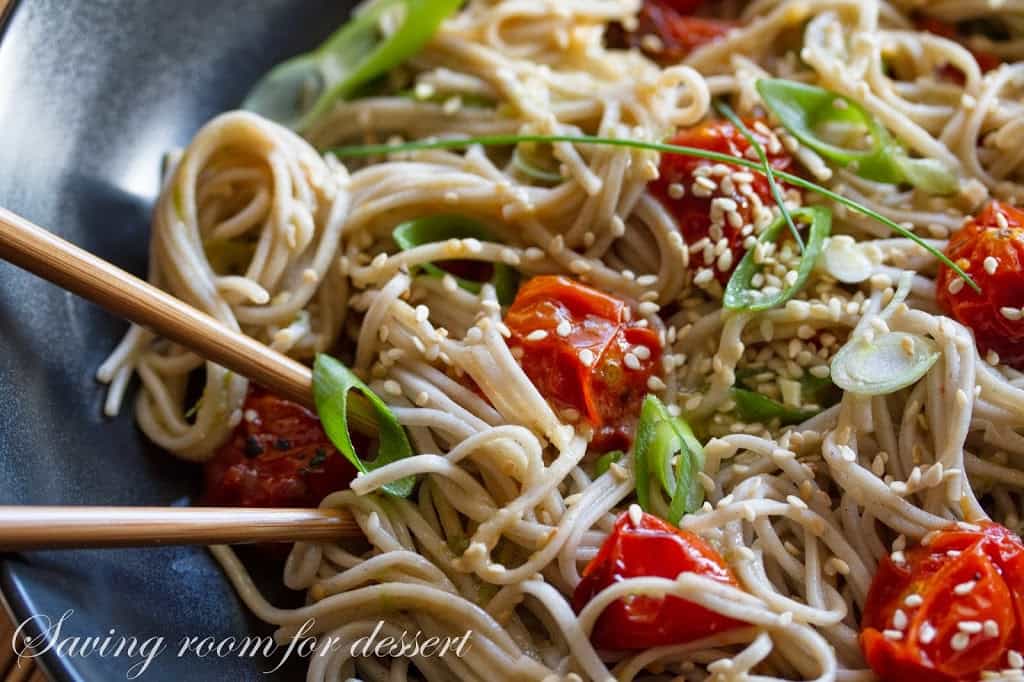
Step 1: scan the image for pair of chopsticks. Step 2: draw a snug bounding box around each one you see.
[0,207,362,550]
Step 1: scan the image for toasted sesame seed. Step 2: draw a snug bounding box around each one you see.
[947,278,965,295]
[883,629,903,641]
[959,621,983,634]
[647,375,666,391]
[951,632,971,651]
[556,320,572,337]
[525,329,549,342]
[623,353,641,370]
[984,256,999,275]
[668,183,685,199]
[579,349,595,367]
[984,620,1000,637]
[954,580,977,595]
[920,621,937,644]
[893,609,908,630]
[1010,650,1024,669]
[904,593,923,608]
[1001,307,1023,321]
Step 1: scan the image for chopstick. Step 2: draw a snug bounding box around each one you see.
[0,207,373,545]
[0,207,316,408]
[0,506,360,550]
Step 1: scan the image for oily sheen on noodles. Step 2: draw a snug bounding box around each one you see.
[99,0,1024,680]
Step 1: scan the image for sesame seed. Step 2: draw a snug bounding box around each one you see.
[951,632,971,651]
[984,256,999,275]
[647,375,666,391]
[996,210,1010,230]
[579,349,595,367]
[633,345,652,360]
[556,320,572,337]
[883,629,903,641]
[959,621,983,634]
[525,330,548,342]
[1001,307,1023,321]
[893,609,908,630]
[638,301,660,315]
[904,594,923,608]
[984,620,1000,637]
[383,380,402,396]
[954,580,977,595]
[920,621,937,644]
[948,278,965,295]
[628,504,643,526]
[668,183,685,199]
[891,550,907,565]
[1010,650,1024,669]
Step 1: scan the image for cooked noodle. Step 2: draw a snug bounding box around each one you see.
[99,0,1024,679]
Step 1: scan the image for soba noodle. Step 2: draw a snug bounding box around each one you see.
[98,0,1024,679]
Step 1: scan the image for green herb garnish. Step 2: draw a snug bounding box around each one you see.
[633,395,705,525]
[756,78,957,195]
[312,354,416,497]
[392,215,518,304]
[244,0,462,131]
[724,206,830,312]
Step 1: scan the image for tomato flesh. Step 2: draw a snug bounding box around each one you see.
[203,387,356,508]
[861,522,1024,681]
[650,119,797,284]
[504,276,662,452]
[936,201,1024,370]
[611,0,734,65]
[572,510,745,649]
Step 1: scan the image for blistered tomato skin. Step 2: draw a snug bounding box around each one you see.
[203,387,356,508]
[860,522,1024,682]
[935,201,1024,370]
[650,119,797,284]
[504,276,662,452]
[610,0,734,65]
[572,510,745,650]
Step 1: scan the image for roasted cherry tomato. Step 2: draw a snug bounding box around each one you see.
[504,276,662,452]
[203,387,356,508]
[572,510,745,649]
[916,16,1003,83]
[936,201,1024,370]
[650,118,797,284]
[610,0,734,65]
[861,522,1024,682]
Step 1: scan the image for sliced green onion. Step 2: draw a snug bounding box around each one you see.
[313,354,416,497]
[634,395,705,525]
[392,215,518,304]
[715,100,803,250]
[244,0,461,131]
[830,332,940,396]
[756,79,957,195]
[594,450,624,477]
[725,206,831,311]
[328,133,978,293]
[731,388,819,426]
[511,143,564,185]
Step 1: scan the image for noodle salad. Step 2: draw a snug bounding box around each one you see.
[97,0,1024,679]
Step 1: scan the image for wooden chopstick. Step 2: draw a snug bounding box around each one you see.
[0,507,361,550]
[0,210,374,547]
[0,207,315,408]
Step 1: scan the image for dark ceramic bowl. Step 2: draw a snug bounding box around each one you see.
[0,2,356,679]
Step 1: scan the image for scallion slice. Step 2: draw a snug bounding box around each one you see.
[244,0,461,131]
[313,354,416,497]
[724,206,831,312]
[392,215,518,304]
[756,78,957,195]
[830,332,940,396]
[634,395,705,524]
